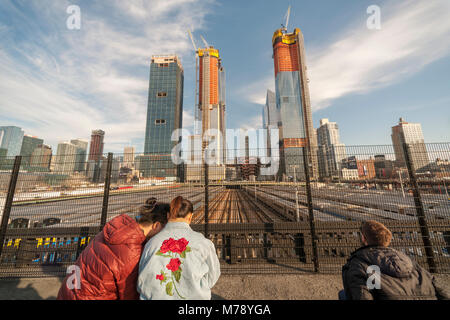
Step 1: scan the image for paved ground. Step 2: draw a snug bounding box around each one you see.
[1,274,449,300]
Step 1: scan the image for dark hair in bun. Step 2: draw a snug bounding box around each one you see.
[136,197,169,226]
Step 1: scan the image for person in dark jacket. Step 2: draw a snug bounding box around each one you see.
[341,220,449,300]
[57,198,169,300]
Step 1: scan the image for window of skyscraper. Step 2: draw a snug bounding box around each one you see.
[155,119,166,125]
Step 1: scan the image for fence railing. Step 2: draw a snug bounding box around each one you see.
[0,143,449,277]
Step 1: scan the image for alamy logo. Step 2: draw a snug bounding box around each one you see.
[66,265,81,290]
[66,5,81,30]
[170,124,280,176]
[366,5,381,30]
[366,265,381,289]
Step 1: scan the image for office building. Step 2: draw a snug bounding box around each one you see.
[317,119,346,178]
[197,46,226,164]
[88,130,105,162]
[30,144,52,170]
[71,139,89,173]
[0,126,25,157]
[391,117,429,171]
[271,26,318,180]
[19,135,44,167]
[263,89,280,157]
[143,55,184,178]
[54,142,78,175]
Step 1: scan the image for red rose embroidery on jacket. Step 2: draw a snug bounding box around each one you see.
[155,238,192,298]
[166,258,181,272]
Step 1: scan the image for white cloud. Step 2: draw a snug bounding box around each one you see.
[308,0,450,110]
[242,0,450,113]
[0,0,215,153]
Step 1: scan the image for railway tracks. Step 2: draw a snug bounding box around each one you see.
[192,189,289,224]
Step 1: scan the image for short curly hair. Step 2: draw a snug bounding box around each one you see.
[360,220,392,247]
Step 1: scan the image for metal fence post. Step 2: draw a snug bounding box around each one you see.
[204,160,209,238]
[100,153,113,230]
[0,156,22,261]
[402,142,436,272]
[303,148,319,272]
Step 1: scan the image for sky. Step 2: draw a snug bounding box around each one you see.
[0,0,449,154]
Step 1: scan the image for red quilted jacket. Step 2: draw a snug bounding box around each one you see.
[57,214,146,300]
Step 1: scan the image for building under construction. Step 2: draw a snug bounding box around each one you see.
[272,26,319,180]
[197,46,226,164]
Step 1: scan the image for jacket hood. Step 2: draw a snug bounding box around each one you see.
[103,214,146,245]
[352,246,414,278]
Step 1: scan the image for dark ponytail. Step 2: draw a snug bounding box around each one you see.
[136,197,169,226]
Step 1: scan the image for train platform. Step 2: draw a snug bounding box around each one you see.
[1,274,450,300]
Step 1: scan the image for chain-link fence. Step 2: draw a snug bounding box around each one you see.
[0,143,449,277]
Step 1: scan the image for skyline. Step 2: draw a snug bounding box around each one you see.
[0,0,449,154]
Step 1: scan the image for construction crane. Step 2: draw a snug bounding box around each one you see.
[188,29,198,52]
[200,35,209,48]
[187,30,201,135]
[281,5,291,33]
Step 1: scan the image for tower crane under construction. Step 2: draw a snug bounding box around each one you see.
[187,30,226,165]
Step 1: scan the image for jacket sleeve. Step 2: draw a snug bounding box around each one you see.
[342,261,373,300]
[202,240,221,289]
[114,250,141,300]
[432,275,450,300]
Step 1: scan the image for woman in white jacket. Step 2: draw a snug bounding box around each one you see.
[138,196,221,300]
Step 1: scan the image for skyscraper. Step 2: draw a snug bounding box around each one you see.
[143,55,184,178]
[54,142,78,175]
[88,130,105,162]
[0,126,25,157]
[272,27,318,180]
[262,89,280,158]
[391,117,429,171]
[20,135,44,167]
[317,118,346,178]
[30,144,52,170]
[197,46,226,164]
[71,139,89,172]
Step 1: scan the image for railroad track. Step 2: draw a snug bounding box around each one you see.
[192,189,286,224]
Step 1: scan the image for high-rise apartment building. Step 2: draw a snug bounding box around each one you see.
[197,46,226,164]
[54,142,78,175]
[71,139,89,173]
[317,118,346,178]
[262,89,280,158]
[143,55,184,178]
[0,126,25,157]
[20,135,44,167]
[391,117,429,171]
[271,27,318,180]
[30,144,52,170]
[88,130,105,162]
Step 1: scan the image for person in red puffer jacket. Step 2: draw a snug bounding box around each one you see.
[57,198,169,300]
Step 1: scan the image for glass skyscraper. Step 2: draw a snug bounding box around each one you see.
[143,55,184,178]
[0,126,25,157]
[20,135,44,167]
[272,27,319,180]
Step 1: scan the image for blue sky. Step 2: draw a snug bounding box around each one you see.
[0,0,449,153]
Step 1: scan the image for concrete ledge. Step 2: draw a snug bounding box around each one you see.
[0,274,449,300]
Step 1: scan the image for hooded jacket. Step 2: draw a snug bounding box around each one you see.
[342,245,449,300]
[57,214,146,300]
